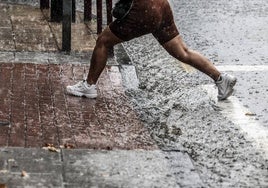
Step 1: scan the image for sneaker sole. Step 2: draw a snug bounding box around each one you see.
[84,93,98,99]
[66,89,97,99]
[218,78,237,100]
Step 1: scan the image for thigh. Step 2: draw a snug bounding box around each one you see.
[98,27,123,47]
[152,0,179,44]
[162,35,188,59]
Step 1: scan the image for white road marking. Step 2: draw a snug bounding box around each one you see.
[203,85,268,159]
[216,65,268,72]
[180,64,268,74]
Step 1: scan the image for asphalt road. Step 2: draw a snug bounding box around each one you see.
[170,0,268,126]
[122,0,268,186]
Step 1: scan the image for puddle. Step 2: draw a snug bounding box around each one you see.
[121,33,268,187]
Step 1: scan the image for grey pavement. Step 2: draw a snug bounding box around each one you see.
[0,148,203,188]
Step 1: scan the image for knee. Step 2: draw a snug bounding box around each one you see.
[176,47,191,63]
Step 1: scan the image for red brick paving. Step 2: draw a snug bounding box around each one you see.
[0,3,156,150]
[0,63,157,150]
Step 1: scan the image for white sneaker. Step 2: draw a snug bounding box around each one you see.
[216,74,237,100]
[66,80,97,98]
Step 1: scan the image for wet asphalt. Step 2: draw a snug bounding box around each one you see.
[121,0,268,187]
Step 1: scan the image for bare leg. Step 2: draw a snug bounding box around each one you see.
[162,35,220,81]
[87,27,123,85]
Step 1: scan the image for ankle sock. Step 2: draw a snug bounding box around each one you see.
[217,75,222,82]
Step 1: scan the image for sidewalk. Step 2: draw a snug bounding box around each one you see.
[0,2,202,187]
[0,2,96,52]
[0,2,156,150]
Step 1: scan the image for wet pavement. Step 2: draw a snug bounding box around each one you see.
[0,3,97,53]
[0,63,157,149]
[0,2,157,150]
[1,0,268,187]
[0,148,204,188]
[122,0,268,187]
[0,2,201,188]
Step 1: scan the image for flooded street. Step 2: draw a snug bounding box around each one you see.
[121,0,268,187]
[0,0,267,187]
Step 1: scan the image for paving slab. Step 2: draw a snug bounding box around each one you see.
[0,148,203,188]
[0,3,97,53]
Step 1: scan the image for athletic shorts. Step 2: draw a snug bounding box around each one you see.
[109,0,179,45]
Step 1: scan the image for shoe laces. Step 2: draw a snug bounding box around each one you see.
[73,80,88,90]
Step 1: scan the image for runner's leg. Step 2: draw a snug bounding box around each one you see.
[87,27,123,85]
[162,35,220,81]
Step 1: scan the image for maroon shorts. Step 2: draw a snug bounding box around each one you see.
[109,0,179,44]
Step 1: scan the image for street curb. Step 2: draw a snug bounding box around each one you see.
[114,44,140,90]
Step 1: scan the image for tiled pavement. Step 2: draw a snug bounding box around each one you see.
[0,2,202,187]
[0,63,156,149]
[0,2,156,150]
[0,3,97,53]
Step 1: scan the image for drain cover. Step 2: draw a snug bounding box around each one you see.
[0,121,9,126]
